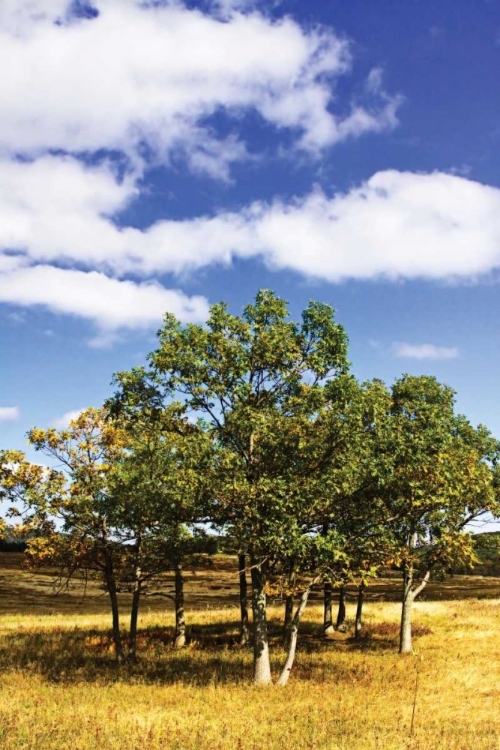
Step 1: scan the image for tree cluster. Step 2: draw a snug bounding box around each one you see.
[1,291,499,685]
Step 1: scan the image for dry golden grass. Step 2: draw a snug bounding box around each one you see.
[1,554,500,750]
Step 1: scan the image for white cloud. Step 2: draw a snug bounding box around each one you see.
[3,159,500,283]
[0,156,136,272]
[0,1,404,343]
[0,0,398,170]
[0,264,210,344]
[2,161,500,338]
[245,171,500,282]
[0,0,69,32]
[393,343,459,360]
[0,407,20,421]
[52,408,85,429]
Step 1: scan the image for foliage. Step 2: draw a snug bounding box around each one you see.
[111,290,357,682]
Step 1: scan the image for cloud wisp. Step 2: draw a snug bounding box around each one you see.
[0,407,20,421]
[393,343,460,360]
[51,408,86,429]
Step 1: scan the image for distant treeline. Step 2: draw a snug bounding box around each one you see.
[0,540,27,553]
[3,534,499,575]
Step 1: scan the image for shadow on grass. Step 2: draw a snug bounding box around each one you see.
[0,621,258,686]
[0,614,433,687]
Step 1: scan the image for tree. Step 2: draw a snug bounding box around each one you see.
[307,378,396,639]
[0,450,65,541]
[26,408,131,663]
[379,375,500,653]
[111,290,351,684]
[106,404,216,655]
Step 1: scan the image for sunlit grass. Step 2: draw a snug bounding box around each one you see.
[1,554,500,749]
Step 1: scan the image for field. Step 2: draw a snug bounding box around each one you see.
[1,553,500,750]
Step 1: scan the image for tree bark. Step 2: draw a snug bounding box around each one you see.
[250,559,272,685]
[276,577,319,687]
[174,562,186,649]
[104,554,124,664]
[128,538,142,660]
[323,581,335,638]
[336,585,346,631]
[354,582,365,640]
[238,553,250,646]
[129,572,142,660]
[283,593,294,648]
[399,566,430,654]
[399,571,414,654]
[282,568,295,648]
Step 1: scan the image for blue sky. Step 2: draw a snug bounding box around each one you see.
[2,0,500,504]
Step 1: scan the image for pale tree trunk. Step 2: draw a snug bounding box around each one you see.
[276,577,320,687]
[104,554,124,664]
[283,569,295,648]
[174,562,186,649]
[323,581,335,638]
[399,586,414,654]
[250,559,272,685]
[354,582,365,640]
[336,585,346,630]
[399,565,430,654]
[238,553,250,646]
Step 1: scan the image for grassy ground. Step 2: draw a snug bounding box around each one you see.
[1,553,500,749]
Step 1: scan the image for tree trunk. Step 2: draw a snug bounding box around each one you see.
[174,562,186,649]
[336,585,346,630]
[354,582,365,640]
[276,577,319,687]
[399,577,414,654]
[323,581,335,638]
[129,574,142,660]
[250,559,272,685]
[399,566,430,654]
[282,568,295,648]
[238,553,250,646]
[283,594,294,648]
[104,555,124,664]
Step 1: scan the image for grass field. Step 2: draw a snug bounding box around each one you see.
[1,553,500,750]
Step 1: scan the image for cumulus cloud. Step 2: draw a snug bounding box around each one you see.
[0,407,20,421]
[6,0,495,348]
[2,158,500,337]
[243,170,500,282]
[0,0,398,169]
[393,343,459,360]
[0,1,405,343]
[2,158,500,283]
